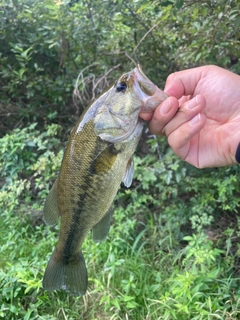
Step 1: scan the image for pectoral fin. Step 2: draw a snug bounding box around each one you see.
[43,180,61,225]
[92,208,112,243]
[89,143,119,175]
[122,157,134,188]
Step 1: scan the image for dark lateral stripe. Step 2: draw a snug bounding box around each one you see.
[63,186,88,263]
[62,135,110,262]
[236,142,240,164]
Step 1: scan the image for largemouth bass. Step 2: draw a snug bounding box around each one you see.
[43,65,168,296]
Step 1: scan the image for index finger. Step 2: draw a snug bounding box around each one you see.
[164,67,204,99]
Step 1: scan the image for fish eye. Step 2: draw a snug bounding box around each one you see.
[116,82,127,92]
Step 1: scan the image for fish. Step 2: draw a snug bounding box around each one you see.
[42,65,168,296]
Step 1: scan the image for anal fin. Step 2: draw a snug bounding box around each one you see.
[43,180,61,225]
[92,208,112,243]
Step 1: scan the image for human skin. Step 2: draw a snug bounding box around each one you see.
[139,65,240,168]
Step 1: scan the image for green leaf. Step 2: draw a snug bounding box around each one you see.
[19,68,25,79]
[175,0,184,9]
[234,15,240,30]
[10,305,19,314]
[183,236,193,241]
[111,298,120,310]
[137,2,152,13]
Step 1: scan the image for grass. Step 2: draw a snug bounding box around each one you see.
[1,199,240,320]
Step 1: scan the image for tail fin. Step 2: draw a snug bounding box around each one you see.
[42,249,88,296]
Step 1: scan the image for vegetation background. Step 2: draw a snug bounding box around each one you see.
[0,0,240,319]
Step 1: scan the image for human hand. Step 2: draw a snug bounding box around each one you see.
[139,65,240,168]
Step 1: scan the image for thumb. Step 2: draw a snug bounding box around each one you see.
[164,67,203,99]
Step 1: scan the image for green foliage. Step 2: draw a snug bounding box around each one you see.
[154,232,240,319]
[0,123,63,199]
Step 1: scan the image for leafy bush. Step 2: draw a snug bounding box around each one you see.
[0,122,63,196]
[1,0,239,133]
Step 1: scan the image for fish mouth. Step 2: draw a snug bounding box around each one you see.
[133,65,157,96]
[132,65,168,112]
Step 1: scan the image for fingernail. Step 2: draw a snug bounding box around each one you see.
[187,97,198,109]
[190,113,200,125]
[161,100,171,114]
